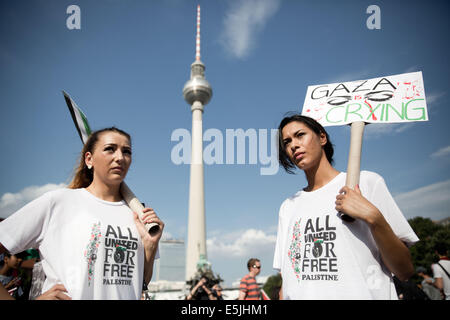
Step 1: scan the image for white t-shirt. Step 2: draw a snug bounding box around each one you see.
[431,260,450,300]
[273,171,419,300]
[0,188,158,300]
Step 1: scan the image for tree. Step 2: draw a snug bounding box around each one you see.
[408,217,450,284]
[262,273,282,300]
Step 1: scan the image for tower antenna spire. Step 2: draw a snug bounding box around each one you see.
[196,4,201,61]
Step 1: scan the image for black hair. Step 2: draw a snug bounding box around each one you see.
[278,113,334,174]
[435,242,448,256]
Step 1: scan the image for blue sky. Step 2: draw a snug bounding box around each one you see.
[1,0,449,286]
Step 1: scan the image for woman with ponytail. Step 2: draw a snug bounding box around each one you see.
[0,127,164,300]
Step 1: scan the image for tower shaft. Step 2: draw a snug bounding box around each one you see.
[185,102,206,280]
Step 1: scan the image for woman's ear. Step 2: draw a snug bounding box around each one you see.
[85,152,93,169]
[319,132,327,147]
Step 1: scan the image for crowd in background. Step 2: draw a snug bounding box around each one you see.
[0,215,448,300]
[1,245,449,300]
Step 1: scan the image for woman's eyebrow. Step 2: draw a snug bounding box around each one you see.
[103,143,131,148]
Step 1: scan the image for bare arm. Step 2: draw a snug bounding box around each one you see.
[0,284,14,300]
[133,208,164,285]
[433,277,444,290]
[202,284,217,300]
[186,278,205,300]
[336,185,414,281]
[367,213,414,281]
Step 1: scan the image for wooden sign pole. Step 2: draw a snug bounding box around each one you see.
[339,121,365,222]
[120,183,160,235]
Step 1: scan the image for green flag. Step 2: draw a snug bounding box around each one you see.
[62,91,92,144]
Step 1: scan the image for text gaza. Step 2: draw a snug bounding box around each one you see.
[310,78,397,103]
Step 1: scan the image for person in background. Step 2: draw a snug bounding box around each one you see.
[211,283,224,300]
[416,266,443,300]
[238,258,261,300]
[0,253,24,299]
[28,253,46,300]
[186,276,215,300]
[431,242,450,300]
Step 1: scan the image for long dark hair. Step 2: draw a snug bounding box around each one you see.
[278,113,334,174]
[68,127,131,189]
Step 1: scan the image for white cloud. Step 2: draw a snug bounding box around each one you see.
[0,183,66,219]
[426,91,446,106]
[207,228,276,258]
[220,0,281,59]
[404,66,420,74]
[325,68,374,85]
[430,145,450,159]
[364,122,416,139]
[206,228,277,286]
[394,180,450,221]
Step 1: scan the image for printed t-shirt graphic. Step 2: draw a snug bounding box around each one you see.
[85,221,102,285]
[288,215,338,282]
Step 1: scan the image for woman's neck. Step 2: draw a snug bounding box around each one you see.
[304,155,340,192]
[86,180,122,202]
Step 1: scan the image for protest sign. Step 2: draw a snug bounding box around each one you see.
[301,72,428,222]
[302,72,427,126]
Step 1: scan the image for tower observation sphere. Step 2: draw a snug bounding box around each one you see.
[183,3,212,107]
[183,60,212,106]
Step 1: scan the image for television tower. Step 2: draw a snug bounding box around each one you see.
[182,4,213,281]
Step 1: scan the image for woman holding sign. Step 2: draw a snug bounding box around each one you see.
[0,127,164,300]
[273,113,418,300]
